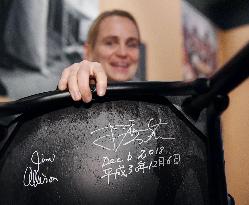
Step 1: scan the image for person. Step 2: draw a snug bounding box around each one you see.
[0,0,13,68]
[4,0,49,73]
[58,9,141,103]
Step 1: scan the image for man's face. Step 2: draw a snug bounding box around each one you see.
[89,16,140,81]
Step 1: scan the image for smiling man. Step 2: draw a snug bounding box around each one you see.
[58,10,141,103]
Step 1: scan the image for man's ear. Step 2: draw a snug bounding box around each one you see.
[83,43,93,60]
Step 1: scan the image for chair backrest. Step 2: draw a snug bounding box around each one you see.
[0,83,227,205]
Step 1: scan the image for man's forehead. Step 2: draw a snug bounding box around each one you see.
[98,16,139,38]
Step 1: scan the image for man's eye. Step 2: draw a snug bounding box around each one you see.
[105,41,114,46]
[127,42,139,48]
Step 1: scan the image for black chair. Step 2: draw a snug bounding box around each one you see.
[0,81,227,205]
[1,41,249,205]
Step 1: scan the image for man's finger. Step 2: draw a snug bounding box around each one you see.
[58,67,71,90]
[77,61,92,103]
[67,64,81,101]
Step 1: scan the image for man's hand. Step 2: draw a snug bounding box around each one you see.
[58,60,107,103]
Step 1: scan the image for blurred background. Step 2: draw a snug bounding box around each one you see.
[0,0,249,204]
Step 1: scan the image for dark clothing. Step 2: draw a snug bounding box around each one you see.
[0,0,13,57]
[0,79,7,96]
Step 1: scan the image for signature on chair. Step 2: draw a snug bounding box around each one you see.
[91,118,173,152]
[23,151,58,187]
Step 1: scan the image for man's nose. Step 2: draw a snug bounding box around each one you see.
[116,44,128,57]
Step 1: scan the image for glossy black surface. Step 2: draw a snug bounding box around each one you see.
[0,96,210,205]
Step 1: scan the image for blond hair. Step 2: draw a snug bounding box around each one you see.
[87,9,140,49]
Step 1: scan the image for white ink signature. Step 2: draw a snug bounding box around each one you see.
[91,118,173,152]
[101,156,167,184]
[101,152,181,184]
[23,151,58,187]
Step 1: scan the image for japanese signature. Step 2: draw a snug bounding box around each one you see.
[91,118,173,152]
